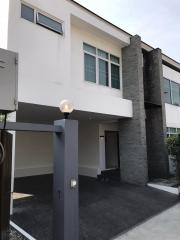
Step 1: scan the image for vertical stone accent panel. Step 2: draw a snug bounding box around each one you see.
[145,49,169,179]
[119,35,148,185]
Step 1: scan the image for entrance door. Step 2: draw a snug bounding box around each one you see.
[105,131,120,169]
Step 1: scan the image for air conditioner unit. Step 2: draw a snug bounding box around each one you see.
[0,48,18,113]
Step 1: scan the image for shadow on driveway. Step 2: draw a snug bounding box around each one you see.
[11,175,178,240]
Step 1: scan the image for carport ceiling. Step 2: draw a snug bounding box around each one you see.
[16,102,124,124]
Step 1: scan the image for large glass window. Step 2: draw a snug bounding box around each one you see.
[21,4,34,23]
[111,64,120,89]
[171,81,180,106]
[83,43,120,89]
[99,59,109,86]
[164,78,172,104]
[84,53,96,83]
[164,78,180,107]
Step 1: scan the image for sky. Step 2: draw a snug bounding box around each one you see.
[75,0,180,62]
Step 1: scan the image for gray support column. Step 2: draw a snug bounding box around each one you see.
[145,49,169,178]
[0,131,12,240]
[119,35,148,185]
[53,119,79,240]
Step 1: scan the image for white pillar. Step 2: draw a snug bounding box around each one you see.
[8,112,16,215]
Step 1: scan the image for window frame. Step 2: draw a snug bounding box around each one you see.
[166,127,180,137]
[83,43,121,90]
[111,62,121,90]
[164,78,180,107]
[171,81,180,106]
[164,78,172,104]
[83,46,97,84]
[98,58,109,87]
[21,1,36,23]
[20,1,64,35]
[36,11,63,35]
[84,52,96,83]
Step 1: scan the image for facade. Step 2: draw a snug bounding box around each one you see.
[0,0,180,186]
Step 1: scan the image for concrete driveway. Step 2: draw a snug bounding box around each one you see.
[114,202,180,240]
[11,175,178,240]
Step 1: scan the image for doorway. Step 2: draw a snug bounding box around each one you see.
[102,131,120,181]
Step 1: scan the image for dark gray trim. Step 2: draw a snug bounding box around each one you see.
[0,122,62,133]
[162,60,180,73]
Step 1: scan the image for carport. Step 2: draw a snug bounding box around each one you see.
[2,102,178,240]
[11,174,178,240]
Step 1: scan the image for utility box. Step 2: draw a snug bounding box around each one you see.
[0,48,18,113]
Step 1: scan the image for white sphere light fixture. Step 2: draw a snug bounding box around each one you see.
[59,99,74,119]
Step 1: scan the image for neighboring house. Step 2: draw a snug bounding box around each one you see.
[0,0,180,186]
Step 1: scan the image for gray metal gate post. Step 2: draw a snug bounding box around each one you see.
[53,119,79,240]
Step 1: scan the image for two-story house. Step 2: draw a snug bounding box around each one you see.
[0,0,180,187]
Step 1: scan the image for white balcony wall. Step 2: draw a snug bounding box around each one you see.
[70,23,132,117]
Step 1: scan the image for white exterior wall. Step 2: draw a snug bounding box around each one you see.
[15,132,53,177]
[14,120,120,178]
[163,65,180,128]
[1,0,132,179]
[7,0,72,107]
[0,0,10,49]
[79,121,120,178]
[4,0,132,118]
[78,121,99,178]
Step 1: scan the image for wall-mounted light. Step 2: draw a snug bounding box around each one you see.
[59,99,74,119]
[100,136,105,140]
[70,179,77,189]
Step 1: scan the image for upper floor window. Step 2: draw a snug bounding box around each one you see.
[36,12,63,34]
[83,43,121,90]
[164,78,180,106]
[21,4,34,23]
[21,3,63,35]
[164,79,172,104]
[171,81,180,106]
[167,127,180,137]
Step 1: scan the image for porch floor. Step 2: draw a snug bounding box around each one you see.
[11,175,178,240]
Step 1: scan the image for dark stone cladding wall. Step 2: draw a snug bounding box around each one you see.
[119,35,148,185]
[144,49,169,179]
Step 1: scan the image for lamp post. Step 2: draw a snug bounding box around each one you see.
[59,99,74,119]
[54,99,79,240]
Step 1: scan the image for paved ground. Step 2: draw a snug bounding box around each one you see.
[9,227,27,240]
[11,175,178,240]
[114,202,180,240]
